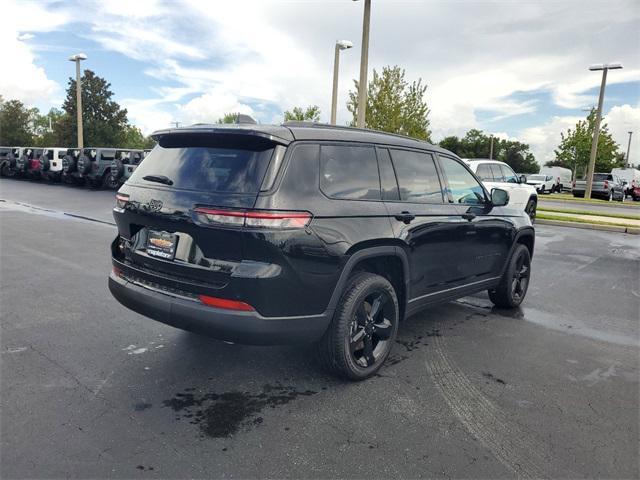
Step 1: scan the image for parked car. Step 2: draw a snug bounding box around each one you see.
[525,174,556,194]
[631,184,640,201]
[1,147,23,176]
[611,167,640,197]
[109,123,535,380]
[0,147,15,176]
[13,147,39,177]
[572,173,626,201]
[110,149,144,186]
[26,148,45,179]
[539,166,572,192]
[61,148,83,183]
[39,148,69,182]
[463,159,538,222]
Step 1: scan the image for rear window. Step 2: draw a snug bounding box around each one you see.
[129,134,275,193]
[593,174,613,181]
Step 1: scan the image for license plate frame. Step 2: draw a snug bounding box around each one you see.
[146,230,178,261]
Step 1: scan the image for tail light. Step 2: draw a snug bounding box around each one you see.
[115,193,129,209]
[193,207,312,229]
[199,294,254,311]
[603,180,609,189]
[572,180,575,188]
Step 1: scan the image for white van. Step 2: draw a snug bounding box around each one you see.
[611,168,640,197]
[539,166,572,192]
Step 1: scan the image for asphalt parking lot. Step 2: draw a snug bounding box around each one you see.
[1,179,639,479]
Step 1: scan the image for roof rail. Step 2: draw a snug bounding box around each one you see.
[282,121,433,145]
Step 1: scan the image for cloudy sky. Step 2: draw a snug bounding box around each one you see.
[3,0,639,164]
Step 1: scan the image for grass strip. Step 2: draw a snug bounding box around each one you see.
[537,212,633,228]
[542,193,640,208]
[537,207,640,220]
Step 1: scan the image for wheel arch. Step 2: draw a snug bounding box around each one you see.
[326,245,411,321]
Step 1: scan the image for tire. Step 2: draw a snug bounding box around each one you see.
[102,170,119,190]
[62,155,77,174]
[111,159,124,183]
[40,156,50,173]
[77,155,91,175]
[0,160,8,177]
[489,244,531,309]
[316,272,399,381]
[525,198,537,224]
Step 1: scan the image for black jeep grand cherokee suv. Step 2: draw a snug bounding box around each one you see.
[109,123,534,380]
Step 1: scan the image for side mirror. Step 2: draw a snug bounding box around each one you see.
[519,175,527,183]
[491,188,509,206]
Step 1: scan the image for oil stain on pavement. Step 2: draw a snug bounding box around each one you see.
[163,384,316,438]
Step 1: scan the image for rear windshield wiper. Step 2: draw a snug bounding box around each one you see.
[143,175,174,186]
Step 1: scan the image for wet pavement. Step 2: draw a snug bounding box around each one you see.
[1,178,639,478]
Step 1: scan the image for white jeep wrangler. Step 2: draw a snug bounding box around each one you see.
[464,159,538,222]
[39,148,68,182]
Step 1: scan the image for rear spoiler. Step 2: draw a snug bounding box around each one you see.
[151,126,292,146]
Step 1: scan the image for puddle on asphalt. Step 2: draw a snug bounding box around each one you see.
[163,384,316,438]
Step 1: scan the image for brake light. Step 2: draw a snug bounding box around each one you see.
[115,193,129,209]
[603,180,609,189]
[193,208,312,229]
[572,180,575,188]
[199,294,254,311]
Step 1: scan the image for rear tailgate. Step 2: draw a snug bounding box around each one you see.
[113,131,287,294]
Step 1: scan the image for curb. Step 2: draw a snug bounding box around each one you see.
[537,219,640,235]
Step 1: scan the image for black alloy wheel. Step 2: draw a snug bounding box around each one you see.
[317,272,399,380]
[489,244,531,308]
[349,290,394,369]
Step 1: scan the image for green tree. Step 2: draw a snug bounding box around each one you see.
[32,108,65,147]
[283,105,321,122]
[439,129,538,173]
[218,112,239,124]
[438,135,463,155]
[56,69,129,147]
[0,97,35,145]
[121,125,156,149]
[550,109,622,176]
[347,66,431,141]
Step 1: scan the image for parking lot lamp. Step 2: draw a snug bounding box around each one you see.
[69,53,87,149]
[584,62,623,199]
[355,0,371,128]
[330,40,353,125]
[626,131,633,167]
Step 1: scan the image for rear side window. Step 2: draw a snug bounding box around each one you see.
[389,149,443,203]
[320,145,380,200]
[130,134,275,193]
[377,148,400,201]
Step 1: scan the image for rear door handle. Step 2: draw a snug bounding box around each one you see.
[394,211,415,224]
[462,212,476,221]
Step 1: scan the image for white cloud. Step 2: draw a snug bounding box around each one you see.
[0,2,68,105]
[180,92,255,125]
[519,104,640,166]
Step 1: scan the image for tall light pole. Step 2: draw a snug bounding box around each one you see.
[626,131,633,167]
[489,135,494,160]
[584,62,623,199]
[356,0,371,128]
[69,53,87,148]
[330,40,353,125]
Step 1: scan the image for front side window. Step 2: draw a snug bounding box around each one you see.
[500,164,519,183]
[439,156,486,204]
[389,149,443,203]
[320,145,380,200]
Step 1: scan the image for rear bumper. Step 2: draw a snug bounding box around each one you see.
[108,272,332,345]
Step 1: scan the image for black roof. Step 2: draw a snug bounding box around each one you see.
[151,122,451,154]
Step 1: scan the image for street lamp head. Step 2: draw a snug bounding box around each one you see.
[69,53,88,62]
[336,40,353,50]
[589,62,623,71]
